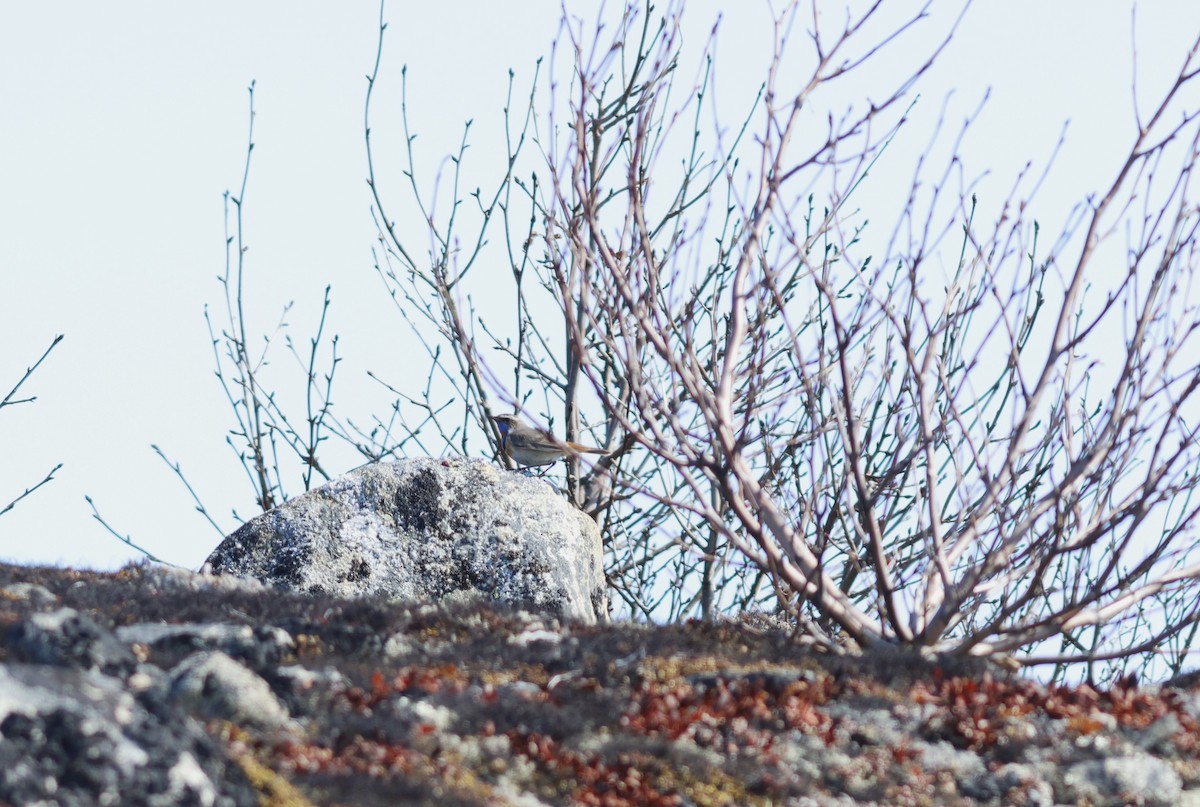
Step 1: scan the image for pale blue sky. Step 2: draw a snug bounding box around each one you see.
[1,1,1197,569]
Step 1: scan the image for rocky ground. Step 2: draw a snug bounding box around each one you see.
[1,561,1199,806]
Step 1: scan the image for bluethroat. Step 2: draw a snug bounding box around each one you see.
[492,414,609,469]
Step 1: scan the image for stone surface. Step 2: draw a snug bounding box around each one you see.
[204,457,607,623]
[168,651,291,730]
[7,607,137,676]
[116,621,294,668]
[1,581,57,607]
[1061,756,1183,807]
[0,664,256,807]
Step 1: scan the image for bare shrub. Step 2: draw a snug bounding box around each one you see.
[1,335,63,518]
[365,1,1200,680]
[157,83,370,534]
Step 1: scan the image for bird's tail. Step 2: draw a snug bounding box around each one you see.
[566,442,610,456]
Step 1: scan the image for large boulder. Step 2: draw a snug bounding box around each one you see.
[204,458,607,623]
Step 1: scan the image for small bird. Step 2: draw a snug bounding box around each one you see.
[492,414,609,469]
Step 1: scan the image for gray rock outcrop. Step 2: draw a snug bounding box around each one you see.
[0,662,256,807]
[6,562,1200,805]
[204,457,607,623]
[7,607,137,676]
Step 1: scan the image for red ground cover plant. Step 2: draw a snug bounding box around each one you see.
[621,674,836,750]
[507,730,686,807]
[341,664,471,711]
[913,669,1200,752]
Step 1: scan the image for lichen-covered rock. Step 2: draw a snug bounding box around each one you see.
[168,651,291,730]
[7,607,137,676]
[1061,756,1183,807]
[204,458,607,623]
[116,621,294,669]
[0,664,256,807]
